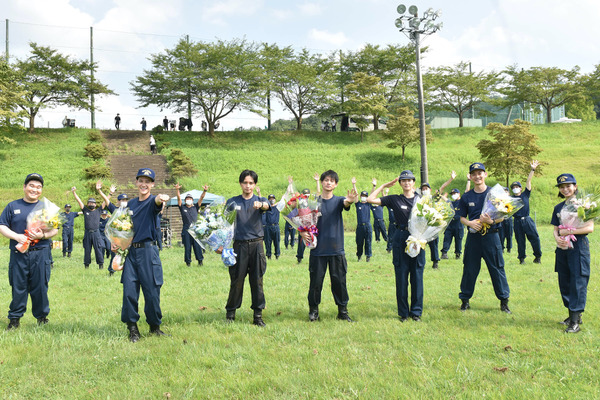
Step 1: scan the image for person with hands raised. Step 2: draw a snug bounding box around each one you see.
[71,182,106,269]
[175,182,208,267]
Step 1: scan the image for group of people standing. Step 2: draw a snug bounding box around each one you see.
[0,162,592,341]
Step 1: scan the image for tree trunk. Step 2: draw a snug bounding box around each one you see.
[28,112,36,133]
[402,146,406,161]
[208,121,215,137]
[373,115,379,130]
[546,107,552,123]
[458,112,464,128]
[296,116,302,131]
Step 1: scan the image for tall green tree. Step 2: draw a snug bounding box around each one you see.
[272,49,337,130]
[502,65,584,124]
[343,72,388,137]
[425,61,500,127]
[382,106,432,161]
[0,59,27,128]
[13,43,114,133]
[131,38,262,136]
[258,43,294,130]
[476,119,543,186]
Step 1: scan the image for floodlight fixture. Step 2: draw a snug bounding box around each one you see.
[408,5,418,15]
[397,4,406,14]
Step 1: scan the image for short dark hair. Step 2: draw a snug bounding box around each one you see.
[239,169,258,184]
[320,170,339,183]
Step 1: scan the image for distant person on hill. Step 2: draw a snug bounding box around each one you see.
[149,135,157,154]
[552,173,593,333]
[0,173,58,330]
[331,118,337,132]
[60,203,80,258]
[511,160,542,265]
[224,170,270,327]
[175,183,207,267]
[299,170,357,323]
[169,120,175,131]
[114,113,121,130]
[140,118,147,131]
[163,116,168,131]
[201,121,207,132]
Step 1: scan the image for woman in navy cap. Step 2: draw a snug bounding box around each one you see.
[367,170,425,322]
[551,173,593,333]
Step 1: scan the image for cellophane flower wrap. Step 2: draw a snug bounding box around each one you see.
[468,184,524,234]
[188,200,237,266]
[278,182,321,249]
[105,207,134,271]
[558,191,600,249]
[16,197,65,253]
[405,194,455,257]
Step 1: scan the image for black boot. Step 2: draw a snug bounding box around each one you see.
[6,318,20,330]
[253,311,266,327]
[337,305,353,322]
[460,299,470,311]
[308,307,319,322]
[127,322,141,343]
[150,325,168,336]
[560,313,583,325]
[565,311,581,333]
[500,299,512,314]
[37,317,49,326]
[225,310,235,323]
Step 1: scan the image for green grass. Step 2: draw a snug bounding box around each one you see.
[1,123,600,398]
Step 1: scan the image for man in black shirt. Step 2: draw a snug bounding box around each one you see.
[72,185,107,269]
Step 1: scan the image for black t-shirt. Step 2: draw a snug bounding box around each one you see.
[379,194,416,226]
[179,203,201,229]
[82,206,101,231]
[513,188,531,217]
[227,195,268,241]
[311,195,350,256]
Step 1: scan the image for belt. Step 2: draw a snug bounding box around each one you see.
[235,237,263,243]
[86,229,98,233]
[358,223,369,226]
[28,246,47,252]
[394,224,408,231]
[131,241,158,248]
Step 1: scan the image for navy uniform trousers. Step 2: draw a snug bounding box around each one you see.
[226,239,266,312]
[264,224,281,258]
[393,228,425,317]
[498,217,513,252]
[459,231,510,301]
[182,229,203,264]
[297,237,306,261]
[373,218,388,242]
[442,220,464,256]
[308,254,349,308]
[514,216,542,261]
[62,227,74,255]
[387,223,397,252]
[356,223,373,258]
[555,236,590,313]
[8,247,51,320]
[121,242,163,326]
[428,238,440,262]
[284,221,295,248]
[83,229,105,266]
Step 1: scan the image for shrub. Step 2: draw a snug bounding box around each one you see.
[87,130,104,142]
[84,143,109,160]
[83,162,112,179]
[152,125,164,134]
[169,148,197,179]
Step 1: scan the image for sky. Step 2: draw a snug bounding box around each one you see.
[2,0,600,131]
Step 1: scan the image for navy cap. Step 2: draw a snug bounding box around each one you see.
[510,181,522,188]
[420,183,431,189]
[268,194,275,199]
[450,188,460,194]
[469,162,486,173]
[101,209,108,215]
[87,198,97,203]
[65,204,72,208]
[302,188,311,195]
[360,190,369,196]
[136,168,156,181]
[399,170,416,180]
[24,173,44,186]
[184,194,193,200]
[117,194,129,201]
[556,173,577,187]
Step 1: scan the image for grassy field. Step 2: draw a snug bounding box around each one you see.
[0,123,600,398]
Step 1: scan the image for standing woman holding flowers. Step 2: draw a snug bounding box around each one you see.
[367,170,424,322]
[551,173,593,333]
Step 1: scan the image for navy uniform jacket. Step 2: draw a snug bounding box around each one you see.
[60,212,79,229]
[126,195,162,242]
[0,199,52,250]
[371,204,384,220]
[513,189,531,218]
[265,207,280,225]
[356,202,371,224]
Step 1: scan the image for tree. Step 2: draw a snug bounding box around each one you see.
[382,106,432,161]
[13,43,114,133]
[425,61,501,127]
[476,119,543,186]
[272,49,337,130]
[343,72,388,140]
[258,43,294,130]
[565,96,596,121]
[0,59,27,129]
[502,65,584,124]
[131,38,262,136]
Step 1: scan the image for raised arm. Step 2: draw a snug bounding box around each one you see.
[198,185,209,204]
[438,171,457,193]
[71,186,85,209]
[344,188,358,208]
[96,180,112,208]
[465,173,471,193]
[174,182,182,207]
[526,160,539,191]
[367,178,398,205]
[313,173,321,196]
[351,177,357,194]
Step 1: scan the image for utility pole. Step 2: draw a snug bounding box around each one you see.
[90,26,95,129]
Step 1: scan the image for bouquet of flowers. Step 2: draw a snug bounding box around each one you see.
[16,197,64,253]
[405,194,455,257]
[188,200,237,266]
[280,188,321,249]
[468,184,524,235]
[105,207,134,271]
[558,191,600,249]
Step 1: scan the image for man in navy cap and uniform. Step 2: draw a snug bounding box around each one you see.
[174,183,207,267]
[111,168,170,342]
[0,173,58,329]
[511,160,542,265]
[353,184,373,262]
[264,194,281,260]
[71,184,108,269]
[60,203,79,257]
[458,163,511,314]
[441,189,464,260]
[370,179,388,243]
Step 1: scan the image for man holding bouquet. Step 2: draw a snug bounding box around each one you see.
[300,170,357,322]
[511,160,542,265]
[174,183,207,267]
[0,173,58,329]
[458,163,511,314]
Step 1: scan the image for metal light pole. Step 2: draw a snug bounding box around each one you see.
[395,5,442,184]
